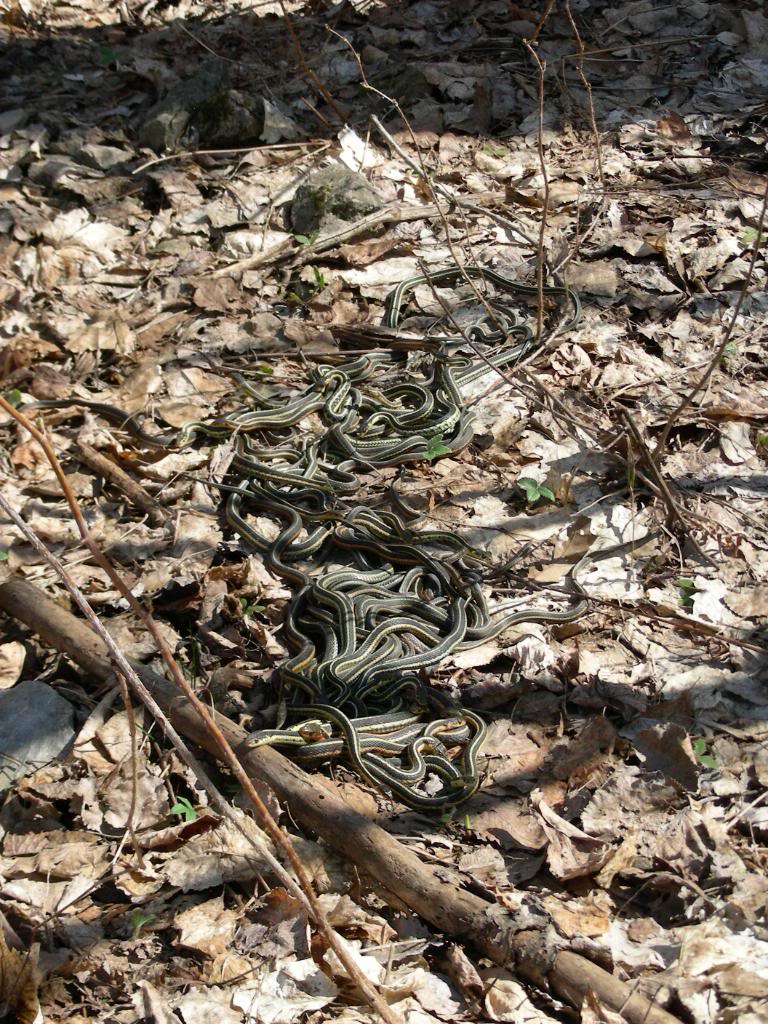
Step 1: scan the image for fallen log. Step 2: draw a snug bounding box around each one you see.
[0,576,681,1024]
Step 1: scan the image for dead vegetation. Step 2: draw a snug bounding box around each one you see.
[1,2,767,1023]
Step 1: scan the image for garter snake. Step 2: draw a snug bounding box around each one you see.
[22,264,584,810]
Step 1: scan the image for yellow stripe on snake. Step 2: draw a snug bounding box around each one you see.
[26,265,584,811]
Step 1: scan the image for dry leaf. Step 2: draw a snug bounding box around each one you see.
[175,896,238,958]
[0,642,25,690]
[0,934,41,1024]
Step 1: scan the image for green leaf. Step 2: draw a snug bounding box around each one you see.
[425,435,451,461]
[757,433,768,448]
[130,909,155,938]
[171,797,198,822]
[0,549,8,562]
[98,44,118,66]
[517,477,555,504]
[741,226,759,245]
[721,341,737,359]
[677,577,696,608]
[537,484,556,502]
[692,737,717,769]
[4,388,22,408]
[294,234,311,246]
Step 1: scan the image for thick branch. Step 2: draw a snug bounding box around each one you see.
[0,577,682,1024]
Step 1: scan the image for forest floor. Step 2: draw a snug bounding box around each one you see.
[1,1,767,1023]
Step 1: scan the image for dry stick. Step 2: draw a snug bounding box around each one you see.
[656,179,768,455]
[553,0,610,282]
[563,0,605,188]
[174,20,272,75]
[0,492,308,908]
[76,442,170,527]
[620,409,714,565]
[0,576,684,1024]
[367,112,539,252]
[521,39,550,340]
[332,34,535,338]
[495,569,767,654]
[560,33,717,61]
[132,141,327,175]
[0,397,401,1024]
[529,0,557,44]
[209,201,444,278]
[278,0,345,123]
[363,104,544,348]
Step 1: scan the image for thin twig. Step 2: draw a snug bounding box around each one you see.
[656,179,768,453]
[0,397,402,1024]
[278,0,345,123]
[209,200,447,278]
[529,0,556,44]
[133,140,326,175]
[563,0,605,188]
[521,38,550,340]
[620,409,714,565]
[0,490,304,895]
[559,34,717,61]
[76,441,170,526]
[494,568,766,653]
[368,112,538,252]
[330,41,535,337]
[174,21,274,80]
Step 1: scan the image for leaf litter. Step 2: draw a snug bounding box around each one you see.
[1,1,768,1023]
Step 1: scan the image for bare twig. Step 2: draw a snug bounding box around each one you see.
[209,200,445,278]
[0,397,401,1024]
[656,179,768,453]
[278,1,345,122]
[559,34,717,61]
[521,38,550,340]
[563,0,605,188]
[495,566,767,653]
[76,441,170,526]
[367,112,538,252]
[0,490,304,897]
[529,0,556,44]
[331,42,536,343]
[620,409,714,565]
[133,140,327,175]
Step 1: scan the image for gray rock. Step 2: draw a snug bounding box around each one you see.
[138,59,228,153]
[0,680,75,791]
[192,89,264,148]
[78,143,134,171]
[290,166,383,236]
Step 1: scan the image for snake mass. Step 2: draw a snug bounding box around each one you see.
[28,266,584,811]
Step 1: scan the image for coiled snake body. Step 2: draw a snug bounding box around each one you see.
[26,266,584,811]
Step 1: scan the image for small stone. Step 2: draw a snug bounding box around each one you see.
[78,143,133,170]
[138,60,228,152]
[290,166,383,236]
[192,89,265,148]
[0,680,75,791]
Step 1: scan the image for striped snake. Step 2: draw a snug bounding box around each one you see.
[24,265,584,811]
